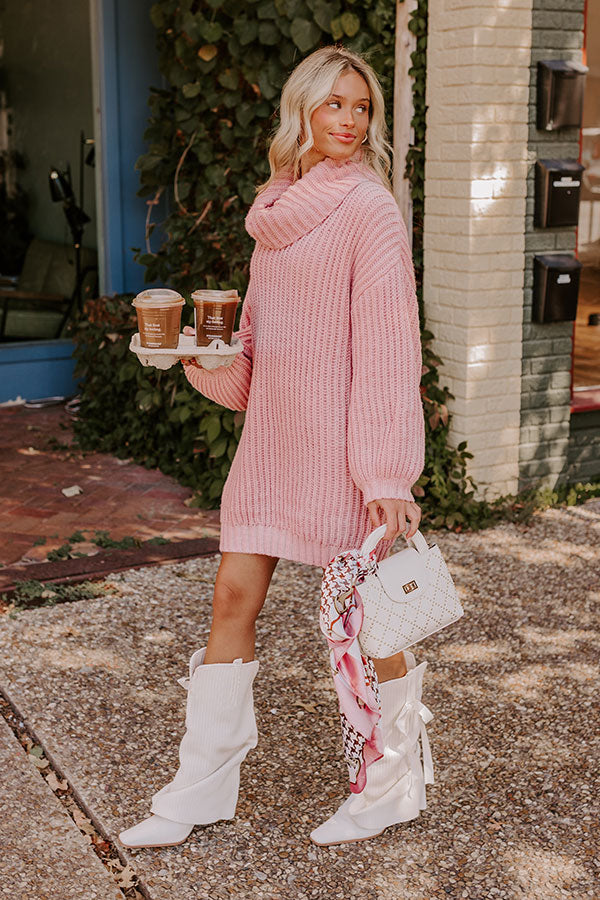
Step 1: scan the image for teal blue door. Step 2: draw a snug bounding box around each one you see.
[96,0,165,295]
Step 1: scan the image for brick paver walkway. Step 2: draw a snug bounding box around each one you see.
[0,404,220,567]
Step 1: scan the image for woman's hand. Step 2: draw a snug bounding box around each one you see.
[181,326,202,369]
[366,498,422,541]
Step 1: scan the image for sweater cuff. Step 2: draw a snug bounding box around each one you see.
[359,479,415,506]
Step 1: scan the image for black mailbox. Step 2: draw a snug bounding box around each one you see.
[535,159,584,228]
[537,60,588,131]
[533,254,582,323]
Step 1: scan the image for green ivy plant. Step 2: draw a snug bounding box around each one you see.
[71,295,244,504]
[136,0,397,293]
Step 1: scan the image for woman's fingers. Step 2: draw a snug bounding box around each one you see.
[367,502,380,529]
[378,500,400,541]
[181,327,199,366]
[181,357,201,369]
[405,503,422,539]
[395,503,407,537]
[367,499,423,542]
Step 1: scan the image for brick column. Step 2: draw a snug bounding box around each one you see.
[423,0,534,500]
[521,0,586,490]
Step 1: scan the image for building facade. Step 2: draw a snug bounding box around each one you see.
[424,0,599,500]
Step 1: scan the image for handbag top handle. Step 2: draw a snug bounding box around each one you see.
[360,523,429,557]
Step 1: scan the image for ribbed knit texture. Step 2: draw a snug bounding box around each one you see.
[183,152,425,568]
[151,652,260,825]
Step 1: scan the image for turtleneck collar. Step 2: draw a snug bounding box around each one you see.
[245,150,381,250]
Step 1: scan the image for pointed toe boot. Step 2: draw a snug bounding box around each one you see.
[310,650,434,846]
[119,648,260,849]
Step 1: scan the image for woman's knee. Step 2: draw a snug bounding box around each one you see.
[212,577,264,627]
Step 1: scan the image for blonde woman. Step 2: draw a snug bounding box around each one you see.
[119,44,431,850]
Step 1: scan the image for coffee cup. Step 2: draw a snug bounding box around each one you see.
[132,289,185,349]
[192,289,239,347]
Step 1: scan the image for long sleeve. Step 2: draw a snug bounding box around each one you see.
[182,289,253,412]
[347,210,425,506]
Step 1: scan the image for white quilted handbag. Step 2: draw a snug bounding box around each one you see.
[356,523,464,659]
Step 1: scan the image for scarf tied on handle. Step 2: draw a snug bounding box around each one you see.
[319,545,384,794]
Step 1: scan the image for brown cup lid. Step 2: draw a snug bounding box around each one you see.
[132,288,185,308]
[191,289,239,302]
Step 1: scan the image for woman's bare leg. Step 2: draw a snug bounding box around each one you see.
[204,551,279,664]
[371,652,407,683]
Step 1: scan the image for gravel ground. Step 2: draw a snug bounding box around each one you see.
[0,499,598,899]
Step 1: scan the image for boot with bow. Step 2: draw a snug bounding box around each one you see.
[310,649,434,846]
[119,648,259,849]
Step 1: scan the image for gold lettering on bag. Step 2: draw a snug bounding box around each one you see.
[402,580,418,594]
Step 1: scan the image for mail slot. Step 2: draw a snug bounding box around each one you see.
[537,60,588,131]
[533,254,582,323]
[535,159,585,228]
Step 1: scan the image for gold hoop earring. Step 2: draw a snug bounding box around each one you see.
[361,134,368,145]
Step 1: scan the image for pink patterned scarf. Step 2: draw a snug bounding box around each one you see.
[319,546,383,793]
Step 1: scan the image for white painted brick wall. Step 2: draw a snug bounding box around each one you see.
[423,0,533,500]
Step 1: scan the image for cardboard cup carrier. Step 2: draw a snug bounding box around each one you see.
[192,289,239,346]
[132,289,185,349]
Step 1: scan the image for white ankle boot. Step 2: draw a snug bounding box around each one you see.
[310,650,434,846]
[119,648,260,849]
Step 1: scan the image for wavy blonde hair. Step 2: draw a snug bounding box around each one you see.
[257,44,392,194]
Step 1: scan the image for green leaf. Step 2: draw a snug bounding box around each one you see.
[257,0,277,18]
[258,21,280,45]
[290,17,320,52]
[205,415,222,443]
[234,18,259,45]
[181,12,201,41]
[138,154,163,170]
[169,62,190,88]
[287,0,310,16]
[205,164,226,186]
[182,82,202,99]
[239,181,256,204]
[194,142,214,164]
[329,16,343,40]
[200,21,223,42]
[312,1,337,32]
[220,125,235,149]
[236,102,255,128]
[208,478,224,499]
[340,11,360,37]
[223,89,242,108]
[149,4,165,29]
[210,438,228,458]
[218,68,239,90]
[257,70,279,100]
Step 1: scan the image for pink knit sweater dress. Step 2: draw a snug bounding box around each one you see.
[182,153,425,568]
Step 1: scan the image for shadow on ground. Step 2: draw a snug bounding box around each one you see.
[0,500,598,899]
